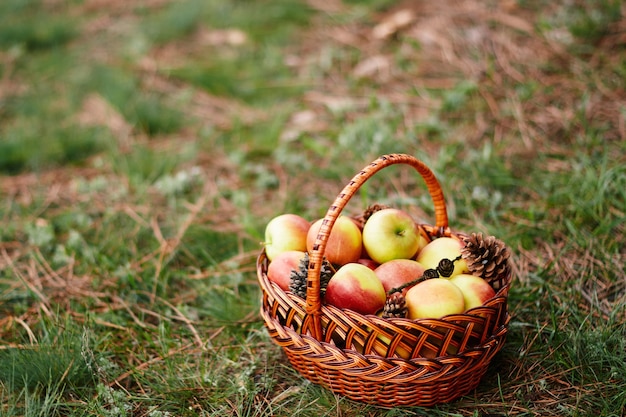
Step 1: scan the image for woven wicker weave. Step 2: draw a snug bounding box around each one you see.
[257,154,511,407]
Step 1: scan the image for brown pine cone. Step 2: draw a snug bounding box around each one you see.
[363,204,391,221]
[461,233,511,281]
[354,203,391,230]
[436,257,457,277]
[289,252,334,299]
[382,292,408,319]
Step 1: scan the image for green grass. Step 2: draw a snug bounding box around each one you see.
[1,0,625,416]
[0,0,78,51]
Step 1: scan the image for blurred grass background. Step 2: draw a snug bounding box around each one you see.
[1,0,625,416]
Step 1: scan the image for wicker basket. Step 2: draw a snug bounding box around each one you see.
[256,154,511,407]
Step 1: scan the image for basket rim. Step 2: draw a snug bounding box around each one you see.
[257,246,511,330]
[257,226,512,364]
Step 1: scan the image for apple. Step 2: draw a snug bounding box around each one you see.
[374,259,426,294]
[306,216,363,266]
[449,273,496,311]
[356,258,379,270]
[267,250,306,292]
[362,208,422,264]
[416,236,469,277]
[404,278,465,319]
[324,263,386,315]
[415,226,430,254]
[263,214,310,261]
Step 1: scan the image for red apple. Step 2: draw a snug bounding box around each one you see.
[416,236,469,277]
[362,208,422,264]
[263,214,310,261]
[324,263,386,315]
[357,258,379,270]
[306,216,363,266]
[448,273,496,311]
[405,278,465,319]
[374,259,426,294]
[267,250,306,292]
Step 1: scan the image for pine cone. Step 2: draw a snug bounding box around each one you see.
[362,203,391,221]
[382,292,408,319]
[289,252,335,299]
[461,233,511,281]
[354,203,391,229]
[436,257,457,277]
[423,268,440,279]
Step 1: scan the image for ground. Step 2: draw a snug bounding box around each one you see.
[0,0,625,416]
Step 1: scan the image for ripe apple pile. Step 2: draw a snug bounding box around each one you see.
[263,208,496,318]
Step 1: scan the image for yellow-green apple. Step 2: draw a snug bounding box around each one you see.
[324,263,386,315]
[416,236,469,277]
[374,259,426,294]
[362,208,422,264]
[306,216,363,266]
[263,214,310,261]
[404,278,465,319]
[267,250,306,292]
[448,273,496,311]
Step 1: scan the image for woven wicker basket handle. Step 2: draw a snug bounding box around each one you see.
[305,154,449,339]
